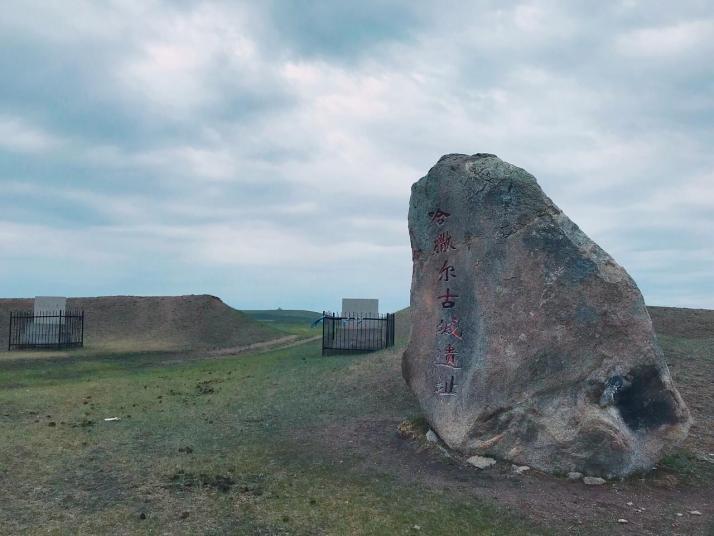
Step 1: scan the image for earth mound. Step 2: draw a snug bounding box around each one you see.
[648,306,714,340]
[0,295,285,352]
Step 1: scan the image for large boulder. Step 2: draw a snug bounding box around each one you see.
[403,153,691,478]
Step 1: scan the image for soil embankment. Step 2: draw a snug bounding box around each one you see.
[648,305,714,339]
[0,295,284,353]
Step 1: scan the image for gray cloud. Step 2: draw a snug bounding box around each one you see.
[0,0,712,311]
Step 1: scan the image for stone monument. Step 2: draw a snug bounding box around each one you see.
[342,298,379,328]
[22,296,68,345]
[403,153,691,478]
[341,298,379,316]
[34,296,67,317]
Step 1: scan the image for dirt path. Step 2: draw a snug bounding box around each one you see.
[158,334,322,364]
[0,334,321,373]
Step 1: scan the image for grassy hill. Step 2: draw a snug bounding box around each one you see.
[241,309,322,325]
[241,309,323,337]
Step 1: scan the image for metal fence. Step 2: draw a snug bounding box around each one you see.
[322,311,395,356]
[8,310,84,350]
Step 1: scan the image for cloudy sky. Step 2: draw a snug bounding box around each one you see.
[1,1,712,312]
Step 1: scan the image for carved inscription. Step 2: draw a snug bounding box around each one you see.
[428,209,451,225]
[433,232,456,254]
[430,208,464,396]
[435,343,461,369]
[437,316,462,339]
[438,260,455,282]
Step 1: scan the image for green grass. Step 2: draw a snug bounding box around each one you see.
[659,449,714,484]
[241,309,323,338]
[241,309,322,324]
[0,340,538,535]
[269,322,320,338]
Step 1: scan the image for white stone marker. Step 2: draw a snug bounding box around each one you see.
[27,296,67,345]
[34,296,67,317]
[341,298,379,316]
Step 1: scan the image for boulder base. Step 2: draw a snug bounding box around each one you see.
[403,153,691,478]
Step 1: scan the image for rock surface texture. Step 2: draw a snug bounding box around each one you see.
[403,153,691,478]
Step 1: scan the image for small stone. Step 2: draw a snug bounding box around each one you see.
[512,465,530,474]
[437,445,452,458]
[627,501,633,506]
[425,430,438,443]
[413,526,421,531]
[583,476,606,486]
[567,472,583,481]
[676,513,683,517]
[689,511,702,516]
[617,519,628,524]
[467,455,497,469]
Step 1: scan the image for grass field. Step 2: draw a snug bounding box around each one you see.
[241,309,322,325]
[0,340,536,535]
[241,309,323,338]
[0,308,712,535]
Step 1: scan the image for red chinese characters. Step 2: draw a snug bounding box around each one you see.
[428,209,451,225]
[435,375,456,396]
[437,316,462,339]
[438,288,459,308]
[438,260,455,282]
[433,232,456,254]
[429,206,463,396]
[444,343,458,367]
[435,343,460,369]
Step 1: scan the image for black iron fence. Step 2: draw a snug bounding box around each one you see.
[8,310,84,350]
[322,311,395,356]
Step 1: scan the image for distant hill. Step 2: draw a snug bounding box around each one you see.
[241,309,322,325]
[648,306,714,339]
[0,295,286,353]
[390,305,713,345]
